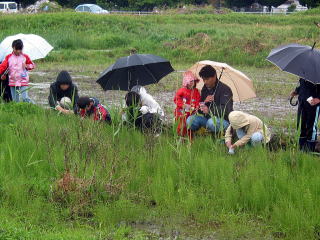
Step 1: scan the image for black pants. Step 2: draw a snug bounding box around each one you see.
[135,113,161,133]
[0,77,12,102]
[298,101,320,151]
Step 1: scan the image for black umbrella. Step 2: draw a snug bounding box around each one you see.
[97,54,174,91]
[267,43,320,84]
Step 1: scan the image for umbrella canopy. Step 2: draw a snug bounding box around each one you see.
[188,60,256,102]
[0,33,53,62]
[267,43,320,84]
[97,54,174,91]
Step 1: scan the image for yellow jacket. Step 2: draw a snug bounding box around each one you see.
[225,111,271,147]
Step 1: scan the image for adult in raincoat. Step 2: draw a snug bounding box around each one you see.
[48,71,79,114]
[291,78,320,151]
[225,111,271,153]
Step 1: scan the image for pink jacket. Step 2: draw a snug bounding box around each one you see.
[0,53,35,87]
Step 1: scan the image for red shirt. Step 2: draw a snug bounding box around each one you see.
[79,103,111,122]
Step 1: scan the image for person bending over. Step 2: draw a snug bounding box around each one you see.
[225,111,271,154]
[76,96,111,123]
[48,71,79,114]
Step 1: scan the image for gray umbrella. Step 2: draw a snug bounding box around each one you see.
[267,43,320,84]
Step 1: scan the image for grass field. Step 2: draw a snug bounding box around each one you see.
[0,102,319,240]
[1,9,320,239]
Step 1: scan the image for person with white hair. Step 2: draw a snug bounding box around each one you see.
[131,85,164,118]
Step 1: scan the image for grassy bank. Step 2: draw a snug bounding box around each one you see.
[0,103,319,239]
[0,11,319,70]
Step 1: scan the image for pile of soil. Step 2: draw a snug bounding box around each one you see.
[24,0,61,13]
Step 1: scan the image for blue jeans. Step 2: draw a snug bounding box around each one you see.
[236,128,264,146]
[10,86,33,103]
[187,115,229,133]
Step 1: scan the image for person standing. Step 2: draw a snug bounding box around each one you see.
[0,39,35,103]
[291,78,320,151]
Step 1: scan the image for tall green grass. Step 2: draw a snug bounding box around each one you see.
[0,103,319,239]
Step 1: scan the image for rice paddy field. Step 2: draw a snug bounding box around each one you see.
[1,9,320,239]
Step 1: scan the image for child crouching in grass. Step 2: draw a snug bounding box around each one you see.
[76,96,112,123]
[0,39,35,103]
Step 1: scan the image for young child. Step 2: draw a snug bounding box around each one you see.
[76,96,112,123]
[0,39,35,103]
[174,71,201,137]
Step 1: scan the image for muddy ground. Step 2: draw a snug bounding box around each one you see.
[28,68,298,123]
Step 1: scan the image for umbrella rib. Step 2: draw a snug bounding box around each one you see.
[142,64,158,83]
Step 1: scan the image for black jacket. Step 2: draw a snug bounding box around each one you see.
[295,78,320,103]
[200,81,233,120]
[48,71,79,108]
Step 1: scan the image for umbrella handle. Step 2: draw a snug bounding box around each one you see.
[290,96,298,106]
[218,67,225,81]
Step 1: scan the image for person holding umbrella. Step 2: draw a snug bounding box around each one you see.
[0,39,35,103]
[187,65,233,134]
[267,43,320,152]
[290,79,320,151]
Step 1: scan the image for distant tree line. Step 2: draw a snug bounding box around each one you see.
[17,0,318,10]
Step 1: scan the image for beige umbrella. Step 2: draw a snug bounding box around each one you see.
[188,60,256,102]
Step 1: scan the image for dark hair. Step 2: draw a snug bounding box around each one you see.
[77,96,91,109]
[199,65,217,79]
[125,91,141,107]
[12,39,23,50]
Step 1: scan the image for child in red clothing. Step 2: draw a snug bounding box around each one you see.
[174,71,201,137]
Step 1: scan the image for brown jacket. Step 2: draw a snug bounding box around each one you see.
[225,111,271,147]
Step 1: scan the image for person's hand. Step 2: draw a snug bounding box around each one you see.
[204,95,214,103]
[184,104,191,111]
[140,106,149,114]
[226,141,232,148]
[64,109,73,115]
[310,98,320,106]
[231,144,236,149]
[290,91,298,98]
[1,74,6,80]
[200,105,209,114]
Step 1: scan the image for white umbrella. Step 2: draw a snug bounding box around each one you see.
[0,33,53,61]
[188,60,256,102]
